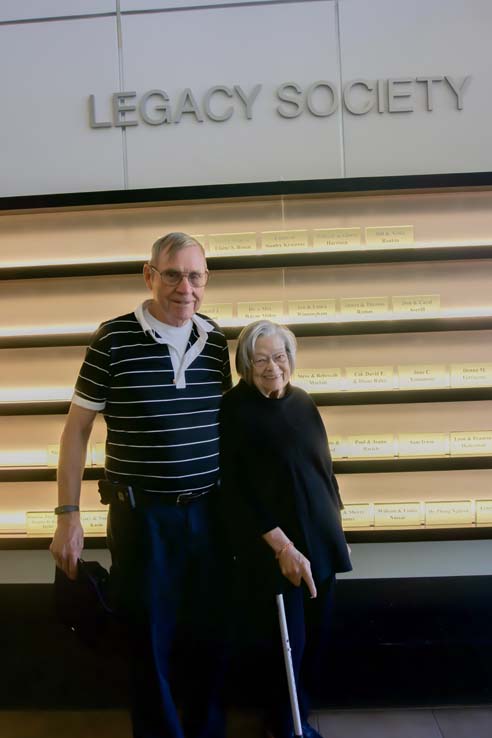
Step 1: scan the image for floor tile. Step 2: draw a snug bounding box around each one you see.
[0,710,132,738]
[316,708,443,738]
[433,707,492,738]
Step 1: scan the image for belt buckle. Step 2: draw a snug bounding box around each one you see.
[176,492,193,506]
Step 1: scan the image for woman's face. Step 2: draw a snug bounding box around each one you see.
[251,334,291,398]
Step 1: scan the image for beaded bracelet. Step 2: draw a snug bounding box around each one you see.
[275,540,293,559]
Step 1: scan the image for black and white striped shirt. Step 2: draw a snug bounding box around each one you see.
[73,306,232,494]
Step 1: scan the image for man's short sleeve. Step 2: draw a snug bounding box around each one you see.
[72,326,111,412]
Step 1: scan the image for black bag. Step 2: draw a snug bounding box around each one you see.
[54,559,113,645]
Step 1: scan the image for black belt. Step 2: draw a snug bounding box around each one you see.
[98,479,210,508]
[158,490,210,506]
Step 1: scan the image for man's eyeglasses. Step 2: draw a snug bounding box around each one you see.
[251,352,289,368]
[148,265,209,288]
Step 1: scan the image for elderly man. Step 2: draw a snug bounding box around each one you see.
[50,232,232,738]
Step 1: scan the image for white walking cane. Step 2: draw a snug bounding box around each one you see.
[276,593,303,738]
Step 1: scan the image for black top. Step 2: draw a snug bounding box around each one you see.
[220,379,352,595]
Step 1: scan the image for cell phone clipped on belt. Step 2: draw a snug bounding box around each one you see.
[98,479,136,509]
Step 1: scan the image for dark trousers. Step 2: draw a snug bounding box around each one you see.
[234,576,335,737]
[108,492,227,738]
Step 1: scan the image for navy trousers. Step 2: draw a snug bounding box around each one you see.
[107,492,226,738]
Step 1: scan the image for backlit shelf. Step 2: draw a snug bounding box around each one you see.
[2,243,492,281]
[2,456,492,482]
[3,314,492,349]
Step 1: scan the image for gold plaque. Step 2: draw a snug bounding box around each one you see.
[261,230,308,251]
[374,502,422,527]
[295,369,343,392]
[81,510,108,535]
[398,433,449,457]
[347,434,396,458]
[207,232,257,254]
[345,366,396,391]
[26,511,56,536]
[340,296,391,317]
[327,435,346,459]
[342,503,372,528]
[312,227,362,249]
[476,500,492,525]
[200,303,234,321]
[425,500,474,526]
[287,299,336,319]
[237,301,284,320]
[397,364,449,389]
[450,431,492,456]
[392,294,440,315]
[450,363,492,388]
[91,442,105,467]
[365,225,414,247]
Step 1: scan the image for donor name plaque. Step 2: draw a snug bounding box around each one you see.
[425,500,474,526]
[295,369,342,392]
[365,225,414,247]
[397,364,449,389]
[201,303,234,321]
[327,435,345,459]
[340,296,390,317]
[476,500,492,525]
[341,503,372,528]
[207,232,257,254]
[261,230,308,251]
[345,366,395,391]
[374,502,422,527]
[450,363,492,387]
[312,228,362,249]
[450,431,492,456]
[392,294,440,315]
[347,434,395,458]
[237,301,284,320]
[288,299,336,319]
[26,511,56,536]
[398,433,449,457]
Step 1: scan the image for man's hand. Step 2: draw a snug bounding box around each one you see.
[49,513,84,580]
[278,544,317,598]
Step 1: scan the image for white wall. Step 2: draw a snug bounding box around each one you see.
[0,0,491,196]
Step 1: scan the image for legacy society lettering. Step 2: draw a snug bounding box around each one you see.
[89,77,470,128]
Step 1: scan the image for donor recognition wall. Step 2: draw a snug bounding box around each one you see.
[1,185,492,544]
[1,0,492,578]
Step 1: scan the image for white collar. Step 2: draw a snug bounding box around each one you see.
[134,300,214,340]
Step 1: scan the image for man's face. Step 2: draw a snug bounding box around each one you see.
[144,244,207,327]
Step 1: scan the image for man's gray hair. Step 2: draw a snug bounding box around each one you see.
[235,320,297,384]
[151,232,206,263]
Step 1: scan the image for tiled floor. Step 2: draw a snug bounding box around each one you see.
[1,706,492,738]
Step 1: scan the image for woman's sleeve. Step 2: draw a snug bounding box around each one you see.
[219,399,279,545]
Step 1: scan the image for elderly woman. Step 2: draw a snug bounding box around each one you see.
[220,320,352,738]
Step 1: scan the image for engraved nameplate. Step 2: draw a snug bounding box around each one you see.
[392,294,440,315]
[450,431,492,456]
[365,225,414,247]
[287,299,336,319]
[345,366,396,391]
[207,232,257,254]
[374,502,422,527]
[340,296,390,317]
[312,227,362,249]
[237,301,284,320]
[261,230,308,251]
[450,364,492,388]
[397,364,450,390]
[341,503,372,528]
[347,434,396,458]
[425,500,474,526]
[398,433,449,457]
[295,369,343,392]
[201,303,234,321]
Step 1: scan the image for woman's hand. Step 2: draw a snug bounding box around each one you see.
[278,544,317,598]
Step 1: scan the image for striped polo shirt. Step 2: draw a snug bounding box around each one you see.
[72,303,232,494]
